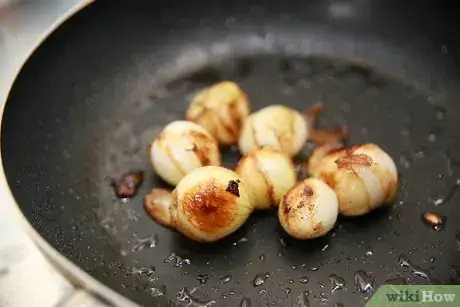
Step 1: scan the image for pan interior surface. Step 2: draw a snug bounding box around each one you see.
[2,1,460,306]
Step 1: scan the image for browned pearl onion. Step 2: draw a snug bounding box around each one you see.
[308,143,398,216]
[144,166,253,242]
[278,178,339,239]
[150,120,221,186]
[186,81,251,146]
[238,105,309,158]
[235,147,297,210]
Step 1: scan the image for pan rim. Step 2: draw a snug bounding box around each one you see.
[2,1,458,306]
[0,0,137,306]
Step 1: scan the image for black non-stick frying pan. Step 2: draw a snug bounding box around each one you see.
[2,0,460,306]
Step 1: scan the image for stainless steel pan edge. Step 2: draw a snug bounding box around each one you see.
[0,0,137,306]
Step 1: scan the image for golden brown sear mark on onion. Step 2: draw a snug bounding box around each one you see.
[312,222,325,236]
[188,131,214,166]
[335,153,373,171]
[164,143,187,176]
[144,188,173,227]
[281,182,304,217]
[111,170,143,198]
[319,171,337,189]
[194,146,211,166]
[183,180,237,233]
[226,180,240,197]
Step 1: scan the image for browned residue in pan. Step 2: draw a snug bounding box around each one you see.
[304,101,348,146]
[111,170,144,198]
[422,211,446,230]
[309,126,349,146]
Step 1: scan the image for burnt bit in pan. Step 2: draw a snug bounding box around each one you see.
[111,170,144,199]
[309,126,349,146]
[422,211,446,231]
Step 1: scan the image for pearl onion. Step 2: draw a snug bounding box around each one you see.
[150,120,221,186]
[309,143,398,216]
[186,81,250,146]
[238,105,309,157]
[278,178,338,239]
[235,147,297,210]
[144,166,253,242]
[144,188,175,227]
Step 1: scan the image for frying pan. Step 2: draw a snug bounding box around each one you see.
[2,0,460,306]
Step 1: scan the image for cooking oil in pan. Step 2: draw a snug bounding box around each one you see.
[239,297,251,307]
[131,233,158,252]
[252,273,270,287]
[398,253,431,281]
[177,287,216,307]
[329,274,346,292]
[295,291,310,307]
[130,266,155,277]
[196,274,209,285]
[149,285,166,298]
[354,270,374,293]
[283,288,292,295]
[299,276,309,284]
